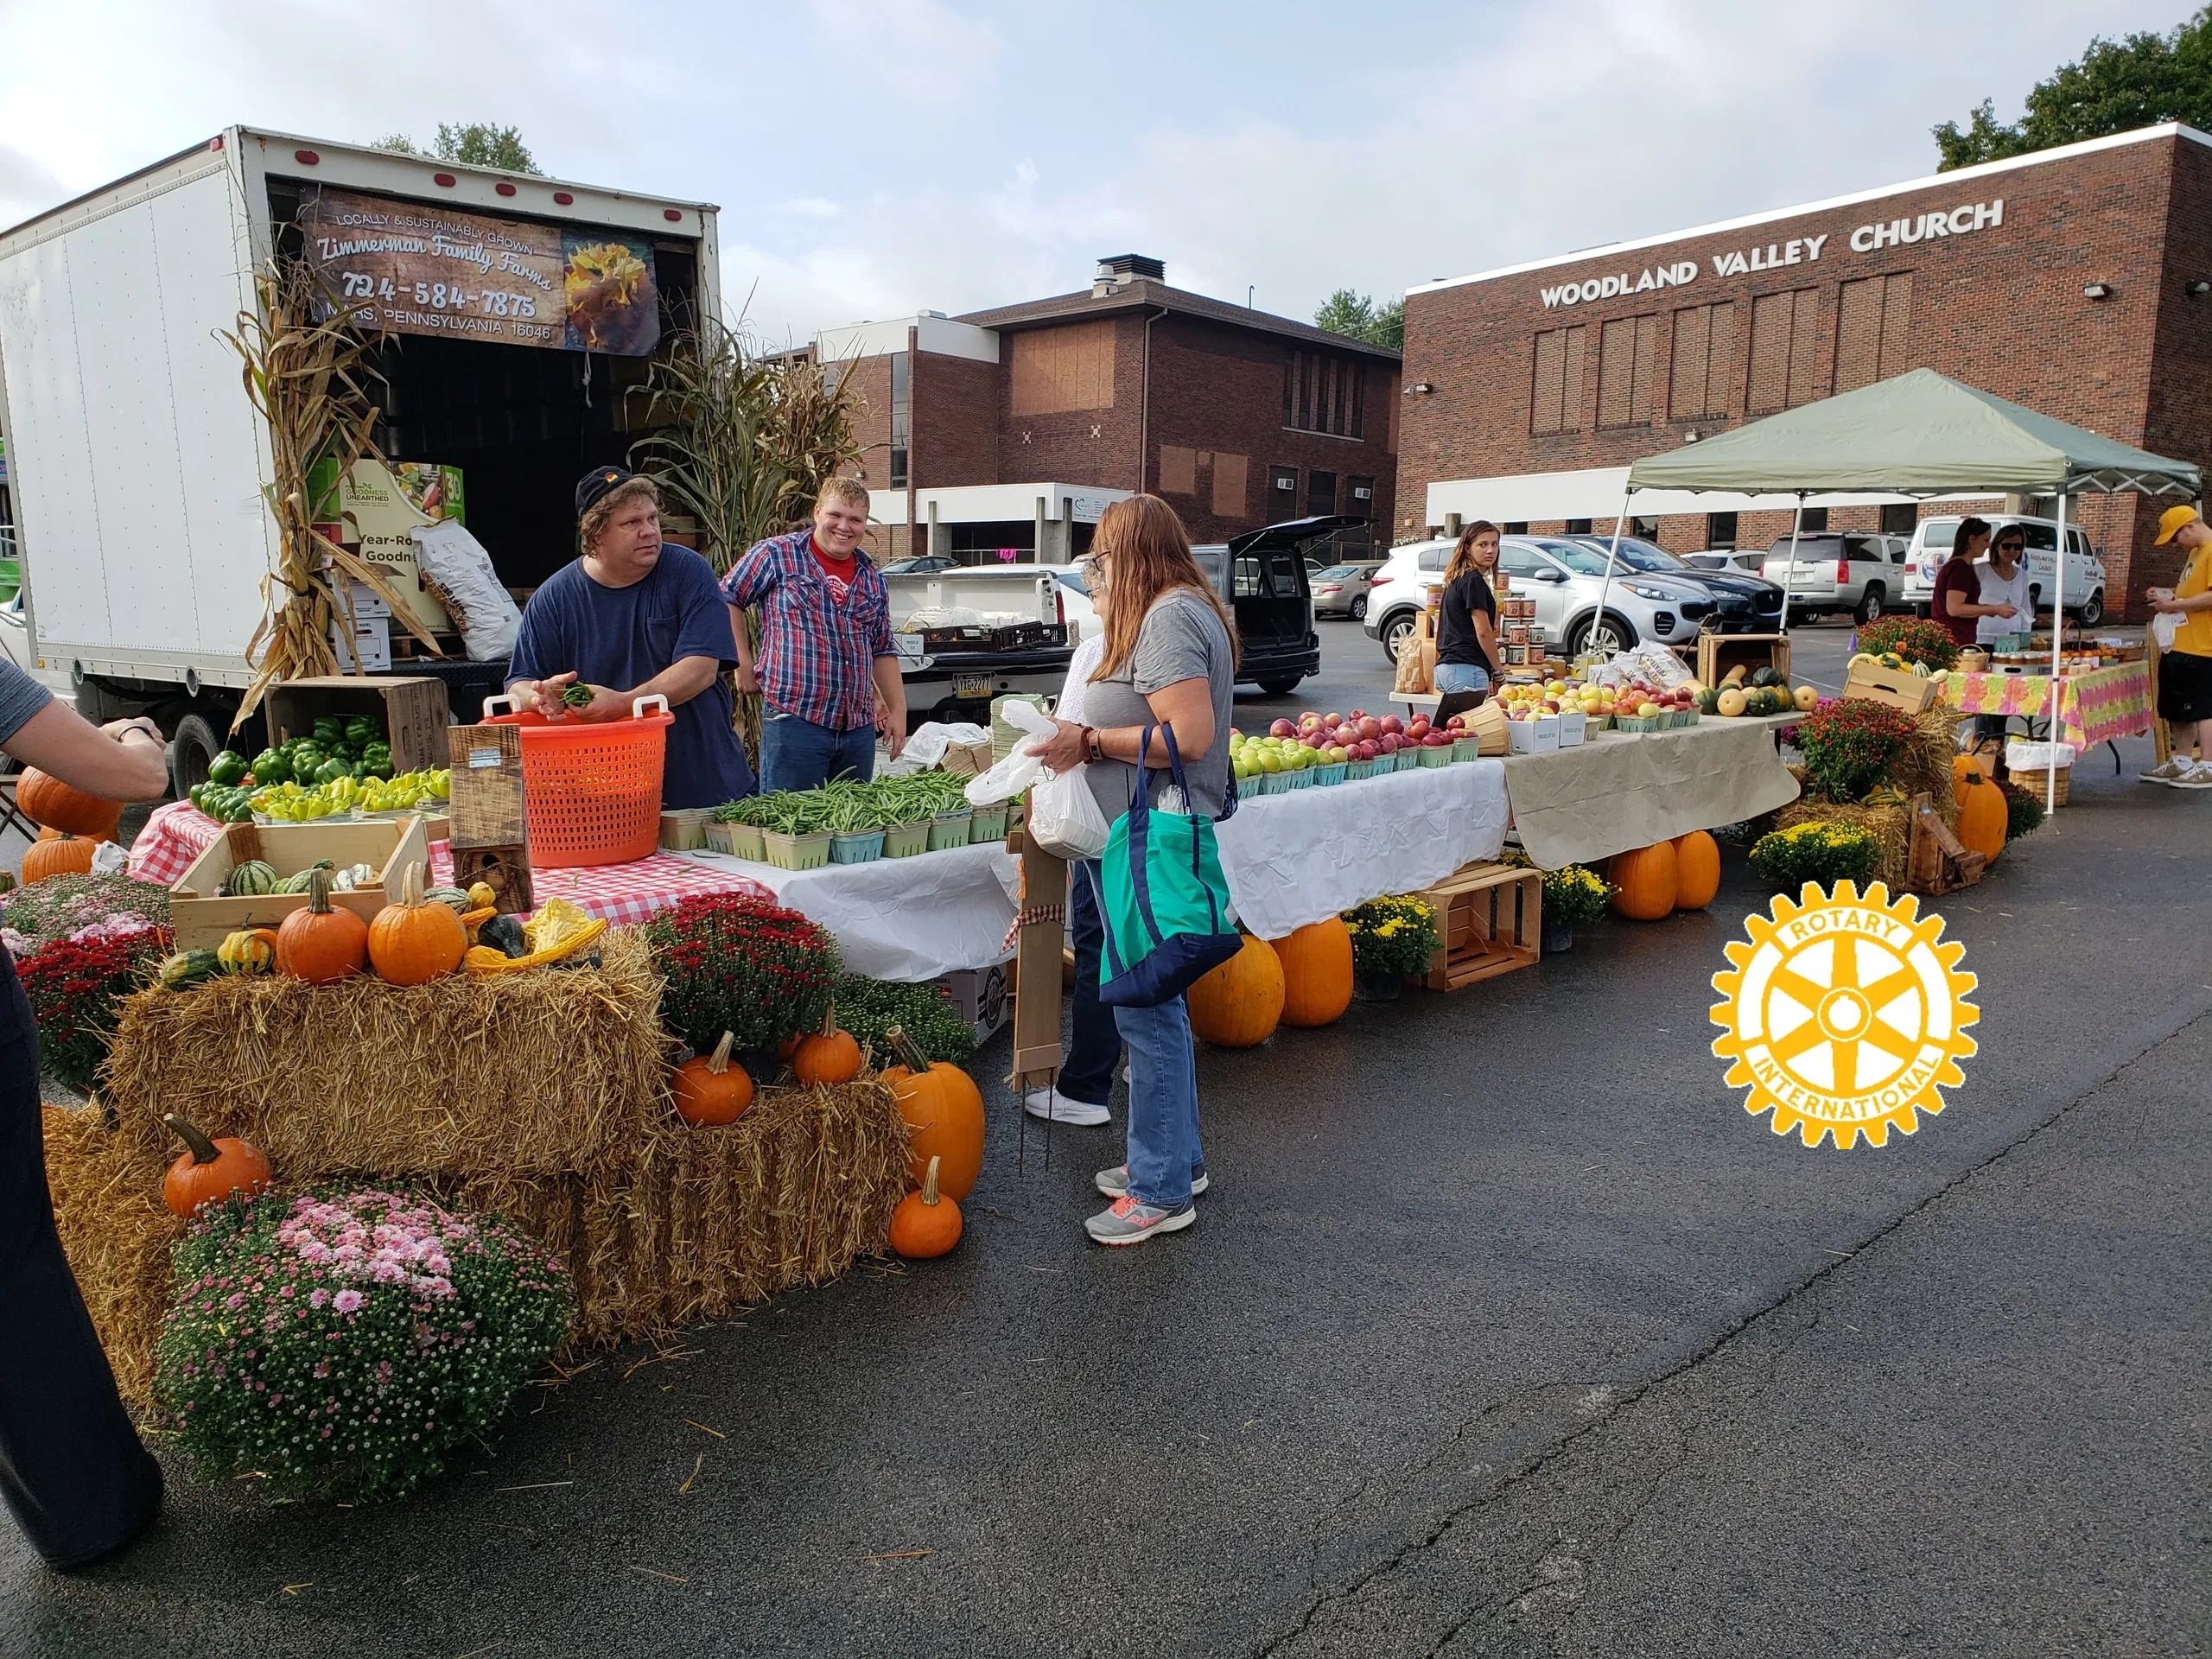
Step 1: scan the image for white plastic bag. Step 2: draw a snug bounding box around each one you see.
[410,520,522,662]
[965,700,1055,805]
[2005,739,2078,772]
[1027,766,1112,860]
[2152,611,2181,651]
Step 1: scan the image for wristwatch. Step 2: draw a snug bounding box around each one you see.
[1084,726,1103,764]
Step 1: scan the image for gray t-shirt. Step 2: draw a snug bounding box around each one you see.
[0,661,53,745]
[1081,590,1236,823]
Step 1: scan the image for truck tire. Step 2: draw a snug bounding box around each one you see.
[2078,588,2105,626]
[1381,610,1419,664]
[1255,677,1303,696]
[166,712,224,801]
[1856,586,1885,625]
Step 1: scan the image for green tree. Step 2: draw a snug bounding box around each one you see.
[1935,9,2212,169]
[372,123,543,176]
[1313,289,1405,352]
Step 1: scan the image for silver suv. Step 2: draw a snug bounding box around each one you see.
[1759,531,1909,625]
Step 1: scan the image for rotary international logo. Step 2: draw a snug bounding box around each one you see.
[1710,881,1978,1149]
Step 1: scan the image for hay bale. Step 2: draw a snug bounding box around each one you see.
[41,1104,181,1402]
[1897,704,1964,825]
[1773,799,1915,889]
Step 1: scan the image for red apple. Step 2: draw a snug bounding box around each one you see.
[1380,733,1402,753]
[1356,716,1382,741]
[1380,715,1405,736]
[1324,712,1343,728]
[1424,731,1452,747]
[1269,718,1295,738]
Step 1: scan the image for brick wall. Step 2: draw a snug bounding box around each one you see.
[912,352,1000,493]
[1400,133,2202,617]
[994,315,1151,491]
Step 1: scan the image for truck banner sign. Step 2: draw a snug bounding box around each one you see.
[297,187,661,356]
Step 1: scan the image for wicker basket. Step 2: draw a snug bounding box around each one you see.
[2010,766,2071,805]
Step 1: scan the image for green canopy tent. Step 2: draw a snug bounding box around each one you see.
[1600,368,2202,807]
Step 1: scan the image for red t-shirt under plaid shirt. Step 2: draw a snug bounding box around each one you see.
[720,529,894,731]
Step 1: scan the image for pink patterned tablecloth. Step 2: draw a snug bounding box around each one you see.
[126,802,770,925]
[1939,661,2154,751]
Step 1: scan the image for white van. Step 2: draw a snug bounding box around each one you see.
[1902,516,2107,625]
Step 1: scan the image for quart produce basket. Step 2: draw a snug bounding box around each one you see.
[480,693,674,868]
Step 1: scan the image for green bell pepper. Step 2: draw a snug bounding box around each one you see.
[314,757,351,786]
[207,750,249,787]
[251,747,290,785]
[344,715,379,751]
[313,716,346,747]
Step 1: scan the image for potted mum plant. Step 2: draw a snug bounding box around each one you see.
[1341,895,1438,1001]
[1537,864,1609,953]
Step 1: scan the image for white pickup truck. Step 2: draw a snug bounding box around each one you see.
[1759,532,1911,625]
[884,566,1073,725]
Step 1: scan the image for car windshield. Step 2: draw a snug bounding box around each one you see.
[1538,543,1613,575]
[1577,536,1688,573]
[1315,565,1358,579]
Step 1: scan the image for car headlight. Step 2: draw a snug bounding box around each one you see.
[1623,582,1674,601]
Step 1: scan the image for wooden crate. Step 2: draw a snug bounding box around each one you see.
[1697,632,1791,689]
[264,676,450,776]
[1843,658,1940,714]
[169,817,431,950]
[447,722,528,844]
[1414,861,1541,992]
[1906,794,1985,895]
[448,842,533,915]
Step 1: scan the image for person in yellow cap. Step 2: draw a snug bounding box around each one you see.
[2143,504,2212,787]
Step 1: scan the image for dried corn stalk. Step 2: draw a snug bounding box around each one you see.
[224,259,441,726]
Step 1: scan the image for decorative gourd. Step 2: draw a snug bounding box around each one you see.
[793,1002,863,1087]
[156,949,226,989]
[1187,932,1285,1048]
[1954,770,2007,864]
[477,914,529,959]
[1792,684,1820,711]
[1671,830,1721,911]
[887,1155,963,1259]
[162,1113,273,1217]
[222,860,280,897]
[216,927,280,976]
[367,861,468,985]
[274,870,368,983]
[277,861,336,895]
[1715,688,1748,718]
[16,766,123,838]
[1268,918,1353,1028]
[423,886,474,912]
[466,880,499,912]
[883,1026,985,1199]
[22,835,98,883]
[1609,841,1679,921]
[672,1031,753,1126]
[330,861,379,893]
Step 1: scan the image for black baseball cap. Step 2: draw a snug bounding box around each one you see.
[576,466,635,517]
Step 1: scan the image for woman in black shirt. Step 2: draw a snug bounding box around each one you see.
[1434,520,1502,696]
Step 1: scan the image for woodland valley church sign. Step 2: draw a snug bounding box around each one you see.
[1536,198,2005,308]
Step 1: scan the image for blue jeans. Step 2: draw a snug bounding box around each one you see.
[1434,662,1491,694]
[1081,864,1204,1206]
[1061,861,1122,1109]
[759,710,876,794]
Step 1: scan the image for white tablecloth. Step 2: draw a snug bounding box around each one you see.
[1216,760,1510,937]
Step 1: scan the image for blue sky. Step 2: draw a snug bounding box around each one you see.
[0,0,2184,343]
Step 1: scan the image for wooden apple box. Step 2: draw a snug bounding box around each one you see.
[168,817,431,950]
[264,676,451,779]
[1843,658,1941,714]
[1906,793,1985,895]
[1414,861,1541,991]
[1697,632,1790,690]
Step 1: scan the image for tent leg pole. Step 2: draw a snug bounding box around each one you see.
[1593,486,1634,661]
[2047,493,2069,812]
[1778,494,1804,639]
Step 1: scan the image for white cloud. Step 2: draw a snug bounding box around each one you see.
[774,197,843,220]
[806,0,1004,97]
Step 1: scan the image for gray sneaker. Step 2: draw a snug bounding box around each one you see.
[2140,756,2195,785]
[1095,1162,1209,1198]
[1084,1194,1197,1245]
[2169,763,2212,791]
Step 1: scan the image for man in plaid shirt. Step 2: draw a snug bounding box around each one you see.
[721,477,908,793]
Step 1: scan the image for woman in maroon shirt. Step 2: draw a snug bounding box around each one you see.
[1931,517,1998,647]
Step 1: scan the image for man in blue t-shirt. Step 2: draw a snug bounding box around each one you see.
[505,467,755,810]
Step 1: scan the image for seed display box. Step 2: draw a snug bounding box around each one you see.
[1414,861,1541,992]
[265,676,451,779]
[168,817,431,950]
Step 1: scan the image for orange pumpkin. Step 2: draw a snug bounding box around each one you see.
[1954,770,2007,864]
[887,1155,963,1258]
[1268,918,1354,1027]
[16,766,123,838]
[1187,933,1285,1048]
[793,1002,863,1086]
[673,1031,754,1126]
[1670,830,1721,911]
[275,869,369,983]
[366,861,468,985]
[884,1025,985,1199]
[1609,840,1679,921]
[162,1113,273,1217]
[1952,751,1995,784]
[21,834,99,884]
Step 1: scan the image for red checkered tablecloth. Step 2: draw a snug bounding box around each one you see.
[126,802,770,924]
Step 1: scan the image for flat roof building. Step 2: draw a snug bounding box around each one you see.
[807,257,1401,564]
[1396,124,2212,618]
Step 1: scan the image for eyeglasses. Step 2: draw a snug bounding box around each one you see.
[1995,541,2024,552]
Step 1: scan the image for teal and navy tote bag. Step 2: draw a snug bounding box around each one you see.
[1097,724,1242,1007]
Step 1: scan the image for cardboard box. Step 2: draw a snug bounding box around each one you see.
[1555,709,1587,747]
[940,963,1010,1045]
[264,676,452,779]
[448,722,528,846]
[168,817,431,950]
[308,459,465,633]
[329,617,391,673]
[1507,715,1560,753]
[1844,658,1940,714]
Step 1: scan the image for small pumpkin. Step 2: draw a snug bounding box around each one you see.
[1187,932,1285,1048]
[156,948,226,990]
[216,927,280,976]
[222,859,280,897]
[1267,918,1353,1028]
[162,1113,273,1217]
[330,861,379,893]
[22,834,99,884]
[1954,769,2007,864]
[275,869,369,983]
[1610,840,1679,921]
[887,1154,963,1259]
[17,766,123,838]
[793,1002,863,1087]
[1714,688,1748,718]
[1671,830,1721,911]
[673,1031,754,1126]
[367,861,468,985]
[883,1026,985,1199]
[1952,752,1994,784]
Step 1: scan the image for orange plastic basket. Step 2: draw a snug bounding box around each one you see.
[480,693,674,868]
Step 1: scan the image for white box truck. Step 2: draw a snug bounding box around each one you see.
[0,126,721,791]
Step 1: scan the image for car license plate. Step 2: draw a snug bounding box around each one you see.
[955,673,994,699]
